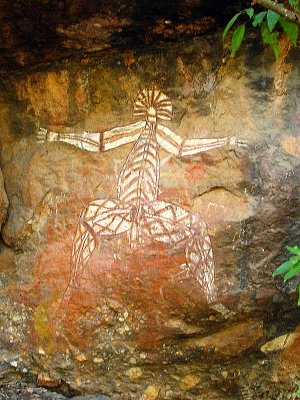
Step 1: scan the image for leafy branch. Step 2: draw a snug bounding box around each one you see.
[223,1,300,59]
[273,246,300,398]
[254,0,300,24]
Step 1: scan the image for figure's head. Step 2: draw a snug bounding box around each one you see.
[146,106,157,124]
[134,89,173,124]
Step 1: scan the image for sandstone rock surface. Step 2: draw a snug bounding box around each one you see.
[0,168,8,229]
[0,11,299,399]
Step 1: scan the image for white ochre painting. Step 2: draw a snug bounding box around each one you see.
[37,89,244,305]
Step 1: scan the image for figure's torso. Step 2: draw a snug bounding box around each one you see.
[117,124,160,209]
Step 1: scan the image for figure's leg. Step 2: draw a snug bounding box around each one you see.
[185,229,215,303]
[55,199,132,314]
[70,198,132,286]
[142,201,215,303]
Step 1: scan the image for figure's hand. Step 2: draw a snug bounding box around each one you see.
[36,127,47,143]
[229,137,248,147]
[236,139,248,148]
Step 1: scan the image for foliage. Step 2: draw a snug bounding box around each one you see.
[289,0,300,13]
[223,1,300,59]
[273,247,300,398]
[273,246,300,306]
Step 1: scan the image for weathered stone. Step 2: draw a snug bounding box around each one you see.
[276,325,300,382]
[141,385,161,400]
[261,333,299,353]
[179,373,201,391]
[38,348,46,355]
[75,354,87,362]
[125,367,143,380]
[37,371,61,388]
[165,390,174,398]
[221,370,229,379]
[184,320,264,357]
[71,396,110,400]
[93,357,104,363]
[165,318,204,334]
[0,382,67,399]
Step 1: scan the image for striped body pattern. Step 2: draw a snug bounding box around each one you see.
[37,89,235,305]
[71,89,215,303]
[117,124,160,247]
[118,125,160,207]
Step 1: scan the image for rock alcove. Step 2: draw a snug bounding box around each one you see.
[0,0,299,399]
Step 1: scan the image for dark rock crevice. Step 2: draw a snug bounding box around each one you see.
[0,0,245,70]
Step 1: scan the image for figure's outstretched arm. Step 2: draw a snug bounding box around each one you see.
[156,123,246,157]
[37,121,146,153]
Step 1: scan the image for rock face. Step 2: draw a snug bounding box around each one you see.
[0,22,299,400]
[0,168,8,229]
[0,0,237,70]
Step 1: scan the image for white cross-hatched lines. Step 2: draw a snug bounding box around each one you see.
[37,89,246,310]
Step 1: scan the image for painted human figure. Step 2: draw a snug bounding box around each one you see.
[37,89,245,304]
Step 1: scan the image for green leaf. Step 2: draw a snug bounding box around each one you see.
[279,17,299,46]
[289,0,298,6]
[273,259,298,277]
[267,10,280,32]
[261,22,279,45]
[289,0,300,11]
[272,42,279,61]
[252,11,267,27]
[283,261,300,281]
[223,12,242,39]
[287,246,300,256]
[290,255,300,263]
[246,7,254,19]
[231,24,245,56]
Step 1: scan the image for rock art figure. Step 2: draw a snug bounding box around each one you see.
[37,89,245,304]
